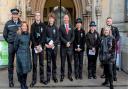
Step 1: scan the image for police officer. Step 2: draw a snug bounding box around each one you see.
[3,8,21,87]
[85,21,100,79]
[106,17,120,81]
[99,26,115,89]
[45,13,59,84]
[73,18,85,80]
[59,14,74,82]
[30,11,46,87]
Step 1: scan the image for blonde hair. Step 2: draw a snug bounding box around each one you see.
[103,26,112,36]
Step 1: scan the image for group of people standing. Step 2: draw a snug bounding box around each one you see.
[3,8,120,89]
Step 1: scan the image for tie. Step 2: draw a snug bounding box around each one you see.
[66,24,69,34]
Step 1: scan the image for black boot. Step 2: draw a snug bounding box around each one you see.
[102,79,109,86]
[88,70,92,79]
[30,81,36,87]
[110,85,114,89]
[9,81,14,87]
[53,76,58,83]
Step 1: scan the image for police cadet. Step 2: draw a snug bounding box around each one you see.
[85,21,100,79]
[106,17,120,81]
[3,8,21,87]
[30,11,46,87]
[99,26,115,89]
[59,14,74,82]
[73,18,85,80]
[45,13,59,84]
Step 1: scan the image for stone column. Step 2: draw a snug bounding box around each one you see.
[96,0,102,32]
[92,0,96,21]
[20,0,26,21]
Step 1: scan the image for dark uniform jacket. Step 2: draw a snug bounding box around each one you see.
[111,26,120,42]
[30,21,46,48]
[99,35,115,64]
[85,31,100,55]
[14,32,32,74]
[59,24,74,47]
[3,19,21,43]
[73,28,86,52]
[45,24,59,46]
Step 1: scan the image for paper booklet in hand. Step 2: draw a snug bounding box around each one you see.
[34,45,43,53]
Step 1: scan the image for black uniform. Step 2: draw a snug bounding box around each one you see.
[99,35,115,89]
[59,24,74,82]
[85,31,100,79]
[110,26,120,81]
[3,19,21,84]
[45,24,59,83]
[73,28,85,79]
[30,21,46,85]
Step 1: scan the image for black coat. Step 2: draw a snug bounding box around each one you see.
[3,19,21,43]
[111,26,120,42]
[30,21,46,48]
[14,32,32,74]
[99,35,115,64]
[73,28,86,52]
[85,31,100,55]
[45,24,59,46]
[59,24,74,47]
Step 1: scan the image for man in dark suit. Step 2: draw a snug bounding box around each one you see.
[59,14,74,82]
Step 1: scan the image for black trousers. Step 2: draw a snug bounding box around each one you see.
[87,54,97,77]
[31,49,44,82]
[46,48,57,80]
[17,73,27,86]
[104,63,113,86]
[60,47,73,77]
[8,43,16,82]
[74,51,84,78]
[113,60,117,79]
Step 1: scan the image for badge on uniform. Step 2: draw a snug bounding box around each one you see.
[40,27,43,32]
[53,29,56,34]
[81,33,83,37]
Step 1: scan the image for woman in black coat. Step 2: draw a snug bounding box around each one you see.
[99,26,115,89]
[14,21,32,89]
[85,21,100,79]
[73,18,85,80]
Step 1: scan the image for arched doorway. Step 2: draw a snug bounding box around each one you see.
[43,0,76,27]
[27,0,84,28]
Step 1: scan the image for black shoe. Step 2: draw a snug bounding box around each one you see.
[102,81,109,86]
[68,76,73,82]
[60,76,64,82]
[100,74,105,78]
[30,81,36,87]
[113,77,117,81]
[93,75,97,79]
[75,75,78,80]
[53,78,58,83]
[88,76,92,79]
[9,81,14,87]
[78,75,83,80]
[40,80,47,85]
[21,84,25,89]
[110,85,114,89]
